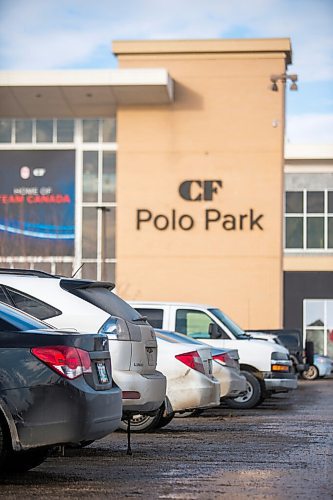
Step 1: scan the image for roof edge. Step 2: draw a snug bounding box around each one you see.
[113,38,292,65]
[285,144,333,160]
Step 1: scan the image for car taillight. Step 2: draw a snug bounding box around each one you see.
[31,346,92,380]
[122,391,141,399]
[99,316,131,340]
[175,350,205,374]
[213,352,237,368]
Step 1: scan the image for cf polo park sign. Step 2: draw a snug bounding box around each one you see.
[136,180,264,232]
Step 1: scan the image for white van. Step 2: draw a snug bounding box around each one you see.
[130,302,298,409]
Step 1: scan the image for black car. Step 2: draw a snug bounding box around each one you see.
[0,301,122,474]
[247,329,313,375]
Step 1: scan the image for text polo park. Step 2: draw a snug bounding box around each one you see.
[136,180,264,231]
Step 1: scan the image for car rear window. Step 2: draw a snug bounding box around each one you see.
[0,286,11,305]
[0,302,51,331]
[3,286,62,321]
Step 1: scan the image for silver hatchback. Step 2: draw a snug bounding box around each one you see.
[0,269,166,418]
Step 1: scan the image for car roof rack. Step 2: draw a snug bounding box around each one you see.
[0,268,57,278]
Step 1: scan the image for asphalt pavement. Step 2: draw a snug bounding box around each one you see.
[1,377,332,499]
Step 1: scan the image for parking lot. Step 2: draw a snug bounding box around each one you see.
[0,377,332,499]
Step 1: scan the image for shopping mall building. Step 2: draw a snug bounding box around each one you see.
[0,38,332,355]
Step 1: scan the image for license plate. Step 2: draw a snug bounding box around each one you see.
[96,362,109,384]
[146,347,155,366]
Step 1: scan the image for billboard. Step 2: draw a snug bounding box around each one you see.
[0,150,75,256]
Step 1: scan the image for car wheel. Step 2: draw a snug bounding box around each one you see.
[118,409,164,433]
[224,371,263,409]
[2,447,51,473]
[302,365,319,381]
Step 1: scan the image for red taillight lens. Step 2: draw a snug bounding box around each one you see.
[31,346,92,380]
[213,352,237,368]
[122,391,141,399]
[175,350,205,374]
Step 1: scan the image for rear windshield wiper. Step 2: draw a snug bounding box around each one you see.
[132,316,147,322]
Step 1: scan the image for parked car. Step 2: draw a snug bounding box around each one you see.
[302,354,333,380]
[130,302,297,409]
[119,335,221,432]
[0,301,122,473]
[155,329,247,402]
[0,269,166,422]
[246,329,312,375]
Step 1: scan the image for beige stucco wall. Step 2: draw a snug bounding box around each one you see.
[284,255,333,271]
[114,39,291,329]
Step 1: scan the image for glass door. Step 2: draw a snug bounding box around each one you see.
[303,299,333,356]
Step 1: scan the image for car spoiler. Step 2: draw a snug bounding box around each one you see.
[60,279,116,292]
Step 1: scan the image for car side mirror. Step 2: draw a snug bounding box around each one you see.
[209,323,222,339]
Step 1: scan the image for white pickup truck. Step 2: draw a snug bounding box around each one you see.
[129,302,298,409]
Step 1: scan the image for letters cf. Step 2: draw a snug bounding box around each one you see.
[179,180,223,201]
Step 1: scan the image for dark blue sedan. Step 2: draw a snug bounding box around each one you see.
[0,301,122,473]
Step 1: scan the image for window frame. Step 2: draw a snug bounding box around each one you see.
[284,189,333,253]
[0,117,117,282]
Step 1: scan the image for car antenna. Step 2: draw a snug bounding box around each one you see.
[71,263,84,278]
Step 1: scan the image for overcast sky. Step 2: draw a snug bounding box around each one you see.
[0,0,332,145]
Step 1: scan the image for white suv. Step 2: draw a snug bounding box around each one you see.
[0,269,166,418]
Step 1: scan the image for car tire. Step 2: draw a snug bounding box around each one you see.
[2,447,51,473]
[118,408,164,433]
[224,371,263,409]
[302,365,319,381]
[154,413,175,429]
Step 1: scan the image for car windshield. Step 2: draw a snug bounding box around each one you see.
[0,301,52,331]
[208,308,249,339]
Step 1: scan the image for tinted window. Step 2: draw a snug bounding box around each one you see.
[15,119,32,142]
[0,302,51,331]
[286,192,303,213]
[4,287,61,320]
[36,119,53,142]
[57,119,74,142]
[286,217,303,248]
[83,119,99,142]
[136,309,164,329]
[0,287,11,305]
[0,119,12,142]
